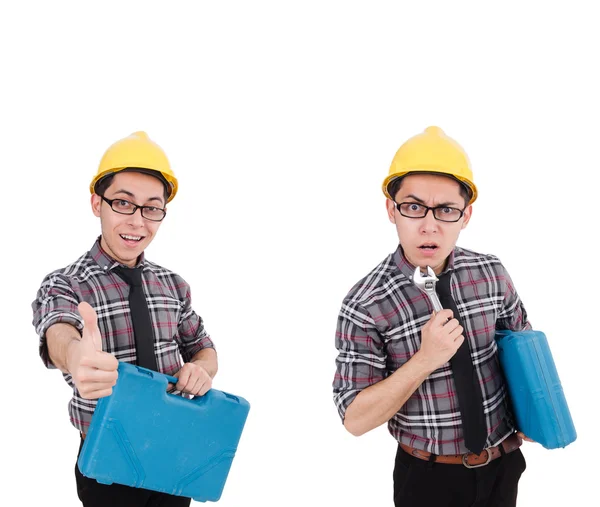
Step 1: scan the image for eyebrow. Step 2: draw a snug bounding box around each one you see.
[403,194,460,207]
[112,189,164,206]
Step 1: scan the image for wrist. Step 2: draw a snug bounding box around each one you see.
[191,359,216,378]
[411,350,437,377]
[65,339,80,374]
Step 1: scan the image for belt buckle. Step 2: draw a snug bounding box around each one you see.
[462,448,492,469]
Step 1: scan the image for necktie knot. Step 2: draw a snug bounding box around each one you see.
[113,266,143,287]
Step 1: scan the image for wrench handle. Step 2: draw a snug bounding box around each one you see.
[425,291,445,313]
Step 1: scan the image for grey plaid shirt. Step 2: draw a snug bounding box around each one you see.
[333,245,531,455]
[32,237,215,432]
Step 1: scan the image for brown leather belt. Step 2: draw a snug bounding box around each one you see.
[400,433,522,468]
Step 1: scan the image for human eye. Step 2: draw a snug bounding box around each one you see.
[400,202,425,217]
[435,206,462,221]
[114,199,133,211]
[142,205,165,220]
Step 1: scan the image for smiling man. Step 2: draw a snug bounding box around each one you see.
[333,127,531,507]
[32,131,217,507]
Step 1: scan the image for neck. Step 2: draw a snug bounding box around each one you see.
[99,236,139,268]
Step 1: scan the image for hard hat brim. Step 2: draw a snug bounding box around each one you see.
[90,167,178,202]
[382,170,478,205]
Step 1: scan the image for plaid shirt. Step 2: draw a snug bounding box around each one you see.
[333,245,531,455]
[32,237,215,432]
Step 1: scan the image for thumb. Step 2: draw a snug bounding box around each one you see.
[167,372,180,392]
[78,301,103,351]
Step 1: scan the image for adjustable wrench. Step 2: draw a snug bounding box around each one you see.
[412,266,444,312]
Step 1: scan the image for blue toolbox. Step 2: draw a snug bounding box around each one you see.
[77,362,250,502]
[496,329,576,449]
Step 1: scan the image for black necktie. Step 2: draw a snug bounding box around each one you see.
[113,266,158,371]
[437,272,487,454]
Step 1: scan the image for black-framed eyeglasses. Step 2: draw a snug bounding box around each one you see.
[100,196,167,222]
[395,202,465,223]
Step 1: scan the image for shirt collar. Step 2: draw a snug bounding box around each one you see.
[89,236,146,272]
[392,243,456,280]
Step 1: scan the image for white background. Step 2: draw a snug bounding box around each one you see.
[1,1,597,506]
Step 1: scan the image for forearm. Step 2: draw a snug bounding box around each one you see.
[45,323,81,373]
[344,351,435,436]
[190,347,218,378]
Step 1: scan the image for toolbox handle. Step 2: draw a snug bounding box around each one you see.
[134,364,215,401]
[134,364,179,385]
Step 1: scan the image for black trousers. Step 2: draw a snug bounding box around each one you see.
[75,439,191,507]
[393,445,526,507]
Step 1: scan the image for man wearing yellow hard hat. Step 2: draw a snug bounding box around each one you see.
[32,132,217,506]
[333,127,531,506]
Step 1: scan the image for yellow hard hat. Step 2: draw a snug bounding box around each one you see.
[382,126,478,205]
[90,131,178,202]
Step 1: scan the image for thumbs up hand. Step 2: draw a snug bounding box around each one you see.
[66,302,119,399]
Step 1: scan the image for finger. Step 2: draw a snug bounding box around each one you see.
[78,302,103,351]
[517,431,534,442]
[175,367,191,391]
[451,319,461,332]
[441,318,461,334]
[80,351,118,371]
[75,368,118,384]
[176,376,192,394]
[80,387,114,400]
[196,377,212,396]
[190,376,208,396]
[77,379,117,392]
[433,309,454,326]
[77,379,115,397]
[447,323,464,340]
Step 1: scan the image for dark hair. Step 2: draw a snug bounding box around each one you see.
[387,174,471,206]
[94,168,170,203]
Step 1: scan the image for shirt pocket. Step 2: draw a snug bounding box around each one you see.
[149,295,183,345]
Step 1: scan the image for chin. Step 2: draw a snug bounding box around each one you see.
[113,245,143,265]
[410,249,444,268]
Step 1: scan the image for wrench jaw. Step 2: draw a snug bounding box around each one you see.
[412,266,444,312]
[412,266,439,289]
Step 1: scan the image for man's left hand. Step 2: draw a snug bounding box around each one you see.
[517,431,534,443]
[170,362,212,396]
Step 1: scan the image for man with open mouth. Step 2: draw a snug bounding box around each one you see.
[332,126,531,507]
[32,131,217,507]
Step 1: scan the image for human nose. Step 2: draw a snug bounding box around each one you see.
[126,206,146,227]
[419,207,439,233]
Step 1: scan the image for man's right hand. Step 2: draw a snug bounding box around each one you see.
[65,302,119,399]
[418,309,465,371]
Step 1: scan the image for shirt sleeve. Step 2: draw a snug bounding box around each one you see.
[31,272,84,369]
[176,284,215,363]
[496,263,532,332]
[332,299,387,423]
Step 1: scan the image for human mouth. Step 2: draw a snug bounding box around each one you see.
[418,243,439,256]
[120,234,144,245]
